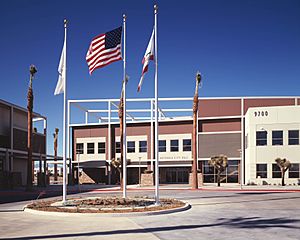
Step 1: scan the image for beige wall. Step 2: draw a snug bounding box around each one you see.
[245,106,300,185]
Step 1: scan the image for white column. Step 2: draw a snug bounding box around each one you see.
[240,97,244,187]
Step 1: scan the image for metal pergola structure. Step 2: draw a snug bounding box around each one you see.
[67,97,197,171]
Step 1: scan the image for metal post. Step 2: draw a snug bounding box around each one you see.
[122,14,127,198]
[150,99,154,171]
[62,19,68,203]
[154,4,159,204]
[139,157,141,186]
[108,100,112,185]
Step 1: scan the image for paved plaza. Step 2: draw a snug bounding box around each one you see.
[1,185,300,240]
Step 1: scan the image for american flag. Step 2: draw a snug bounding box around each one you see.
[86,26,122,74]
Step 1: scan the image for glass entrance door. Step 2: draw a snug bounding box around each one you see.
[166,168,189,183]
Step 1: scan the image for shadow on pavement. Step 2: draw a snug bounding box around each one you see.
[1,216,299,240]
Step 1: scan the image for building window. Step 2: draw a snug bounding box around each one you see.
[272,164,281,178]
[288,130,299,145]
[159,140,166,152]
[183,139,191,152]
[76,143,84,154]
[171,140,179,152]
[256,164,267,178]
[139,141,147,153]
[87,143,95,154]
[127,141,135,153]
[98,142,105,154]
[289,164,299,178]
[272,130,283,145]
[256,131,267,146]
[116,142,121,153]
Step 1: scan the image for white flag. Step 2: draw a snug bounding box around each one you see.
[54,40,65,95]
[137,29,154,92]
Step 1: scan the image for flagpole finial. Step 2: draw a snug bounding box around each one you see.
[64,19,68,28]
[154,4,158,13]
[123,14,126,21]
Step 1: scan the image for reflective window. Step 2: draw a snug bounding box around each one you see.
[127,141,135,153]
[272,131,283,145]
[256,164,267,178]
[256,131,267,146]
[139,141,147,153]
[116,142,121,153]
[288,130,299,145]
[170,140,179,152]
[289,164,299,178]
[183,139,191,152]
[87,143,94,154]
[159,140,166,152]
[272,164,281,178]
[98,142,105,154]
[76,143,84,154]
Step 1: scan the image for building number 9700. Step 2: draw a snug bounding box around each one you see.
[254,111,268,117]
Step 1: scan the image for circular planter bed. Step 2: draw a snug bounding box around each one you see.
[25,197,189,215]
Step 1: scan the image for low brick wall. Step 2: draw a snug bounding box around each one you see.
[141,173,154,186]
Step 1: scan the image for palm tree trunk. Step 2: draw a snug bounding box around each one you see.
[217,171,221,187]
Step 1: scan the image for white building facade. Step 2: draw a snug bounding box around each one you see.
[245,106,300,185]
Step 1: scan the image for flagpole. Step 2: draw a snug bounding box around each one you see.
[122,14,127,198]
[62,19,68,204]
[154,4,159,205]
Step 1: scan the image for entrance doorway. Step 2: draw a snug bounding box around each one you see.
[165,168,189,183]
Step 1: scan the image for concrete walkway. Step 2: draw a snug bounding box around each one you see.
[1,186,300,239]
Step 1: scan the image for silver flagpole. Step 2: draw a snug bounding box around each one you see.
[122,14,127,198]
[62,19,68,204]
[154,4,159,205]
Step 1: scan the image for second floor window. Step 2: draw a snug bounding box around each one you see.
[171,140,179,152]
[272,131,283,145]
[116,142,121,153]
[288,130,299,145]
[87,143,95,154]
[98,142,105,154]
[139,141,147,153]
[256,131,267,146]
[159,140,166,152]
[183,139,191,151]
[127,141,135,153]
[76,143,84,154]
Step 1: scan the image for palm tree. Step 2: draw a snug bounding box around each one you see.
[26,65,37,191]
[191,71,202,189]
[209,155,228,187]
[275,158,291,186]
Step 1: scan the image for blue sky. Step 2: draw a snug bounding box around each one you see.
[1,0,300,155]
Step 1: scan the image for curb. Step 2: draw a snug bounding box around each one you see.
[23,202,191,217]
